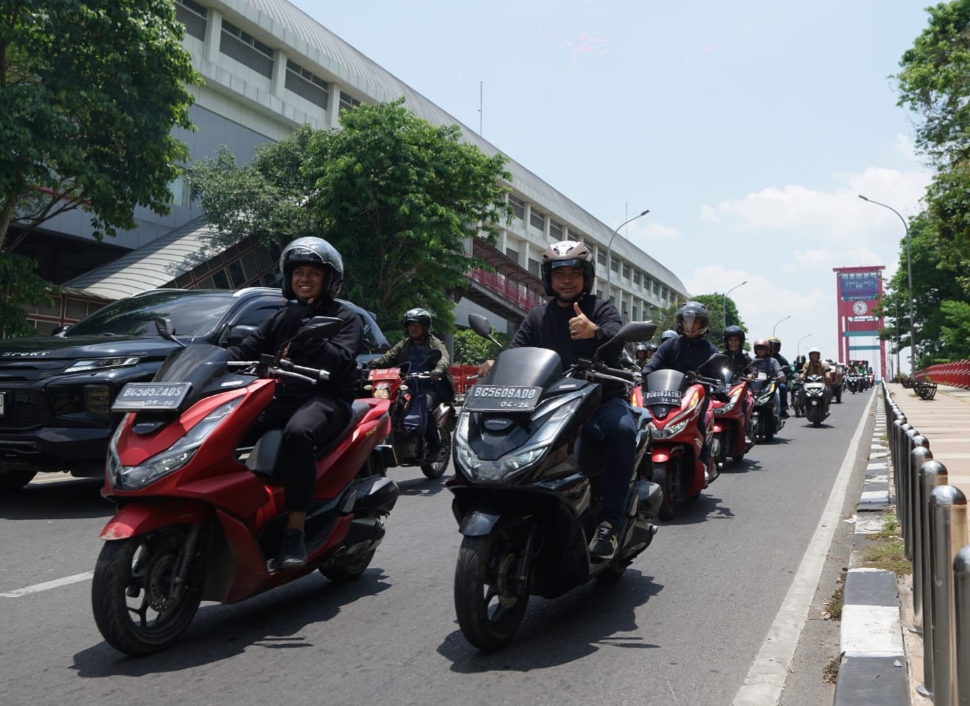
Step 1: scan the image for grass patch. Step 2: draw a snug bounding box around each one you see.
[823,655,841,684]
[871,511,899,539]
[825,579,845,621]
[862,538,910,575]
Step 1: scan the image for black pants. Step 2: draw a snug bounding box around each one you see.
[422,379,452,453]
[248,396,351,513]
[582,395,636,527]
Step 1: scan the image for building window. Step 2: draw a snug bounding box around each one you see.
[285,60,330,110]
[528,258,540,277]
[529,207,546,231]
[508,195,525,220]
[220,20,274,78]
[339,92,361,113]
[596,289,603,298]
[506,247,519,265]
[632,306,639,320]
[597,250,606,265]
[175,0,207,40]
[633,271,641,286]
[622,263,630,279]
[652,281,660,296]
[549,219,563,240]
[610,257,619,274]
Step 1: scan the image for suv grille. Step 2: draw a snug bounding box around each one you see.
[0,390,47,429]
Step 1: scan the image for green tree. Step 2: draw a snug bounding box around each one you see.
[0,0,198,331]
[453,327,506,366]
[691,293,747,346]
[304,100,512,330]
[0,253,55,338]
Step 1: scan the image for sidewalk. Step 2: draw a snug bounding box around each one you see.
[835,383,970,706]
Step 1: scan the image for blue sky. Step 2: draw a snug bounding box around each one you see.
[296,0,933,373]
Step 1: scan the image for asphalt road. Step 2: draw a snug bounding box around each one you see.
[0,390,877,706]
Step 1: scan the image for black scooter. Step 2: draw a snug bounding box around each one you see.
[447,314,662,651]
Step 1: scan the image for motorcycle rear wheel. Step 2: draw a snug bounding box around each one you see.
[454,534,529,651]
[420,428,451,479]
[320,548,376,583]
[91,526,205,656]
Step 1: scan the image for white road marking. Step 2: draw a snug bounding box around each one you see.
[0,572,94,598]
[732,398,872,706]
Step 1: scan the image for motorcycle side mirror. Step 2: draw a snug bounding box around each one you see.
[594,320,658,362]
[280,316,343,353]
[51,324,71,337]
[155,317,176,340]
[468,313,503,349]
[424,349,443,366]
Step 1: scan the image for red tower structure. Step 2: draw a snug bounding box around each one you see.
[833,266,887,380]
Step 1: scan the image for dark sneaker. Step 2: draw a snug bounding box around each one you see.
[780,410,790,419]
[268,528,306,571]
[588,521,617,560]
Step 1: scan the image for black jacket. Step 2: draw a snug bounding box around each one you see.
[643,335,720,377]
[227,298,362,402]
[722,349,753,376]
[511,294,625,398]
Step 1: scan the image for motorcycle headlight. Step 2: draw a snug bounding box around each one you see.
[65,356,140,374]
[453,396,582,483]
[373,385,391,400]
[108,397,241,490]
[651,416,691,439]
[713,389,742,415]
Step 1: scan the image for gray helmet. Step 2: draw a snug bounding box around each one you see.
[646,343,658,352]
[635,343,648,354]
[279,237,343,300]
[403,307,432,332]
[676,300,710,336]
[540,240,594,298]
[661,329,677,343]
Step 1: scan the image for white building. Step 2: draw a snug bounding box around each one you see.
[23,0,688,334]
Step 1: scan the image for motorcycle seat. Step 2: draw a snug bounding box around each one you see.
[246,400,372,481]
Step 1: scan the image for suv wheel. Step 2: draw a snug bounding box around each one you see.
[0,468,38,492]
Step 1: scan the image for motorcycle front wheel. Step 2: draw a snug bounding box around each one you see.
[420,428,451,479]
[91,525,205,656]
[652,461,677,520]
[454,533,530,651]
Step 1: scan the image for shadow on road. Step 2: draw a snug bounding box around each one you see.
[659,494,735,526]
[71,568,392,676]
[437,570,662,671]
[0,479,113,520]
[395,475,449,497]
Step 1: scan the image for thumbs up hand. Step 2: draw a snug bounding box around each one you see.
[568,302,596,340]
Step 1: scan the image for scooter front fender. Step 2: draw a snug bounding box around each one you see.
[458,509,503,537]
[99,500,211,540]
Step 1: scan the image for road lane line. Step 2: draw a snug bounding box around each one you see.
[732,393,872,706]
[0,572,94,598]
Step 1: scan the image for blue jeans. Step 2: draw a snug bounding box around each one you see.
[582,395,636,527]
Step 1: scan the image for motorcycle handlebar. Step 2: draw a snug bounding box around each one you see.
[596,363,637,382]
[277,359,330,382]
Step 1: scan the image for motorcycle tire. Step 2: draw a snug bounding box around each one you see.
[834,388,842,404]
[0,468,37,492]
[320,547,376,583]
[420,429,451,480]
[91,526,205,656]
[454,533,530,651]
[716,432,729,470]
[809,407,822,428]
[764,418,775,442]
[652,461,677,521]
[595,559,631,584]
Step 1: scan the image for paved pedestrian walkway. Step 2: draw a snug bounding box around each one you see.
[886,382,970,543]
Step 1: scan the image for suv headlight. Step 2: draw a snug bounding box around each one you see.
[65,357,140,374]
[107,397,241,490]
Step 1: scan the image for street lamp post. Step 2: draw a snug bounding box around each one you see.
[723,280,747,329]
[605,209,650,301]
[797,333,812,359]
[772,315,791,338]
[859,195,916,374]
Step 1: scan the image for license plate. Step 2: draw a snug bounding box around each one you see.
[463,384,542,412]
[111,382,191,412]
[642,389,682,406]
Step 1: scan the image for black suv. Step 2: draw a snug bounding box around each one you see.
[0,288,388,491]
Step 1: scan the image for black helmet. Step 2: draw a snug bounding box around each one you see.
[768,337,782,355]
[540,240,594,298]
[279,237,343,300]
[403,307,432,332]
[661,329,677,343]
[676,301,710,336]
[724,325,745,347]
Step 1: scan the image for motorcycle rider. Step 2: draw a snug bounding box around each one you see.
[227,237,362,571]
[660,329,677,345]
[767,337,792,418]
[749,339,786,424]
[721,325,752,376]
[642,301,721,478]
[367,308,455,463]
[799,347,834,413]
[633,342,657,369]
[477,241,631,560]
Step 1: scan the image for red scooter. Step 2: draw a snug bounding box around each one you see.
[711,368,754,465]
[91,317,398,656]
[641,354,726,520]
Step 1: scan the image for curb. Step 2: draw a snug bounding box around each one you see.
[834,400,909,706]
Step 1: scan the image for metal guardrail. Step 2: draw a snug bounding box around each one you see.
[883,384,970,704]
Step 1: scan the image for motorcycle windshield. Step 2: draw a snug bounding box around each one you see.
[152,344,237,409]
[486,347,562,392]
[643,369,687,394]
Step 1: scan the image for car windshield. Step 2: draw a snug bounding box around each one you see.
[66,291,238,338]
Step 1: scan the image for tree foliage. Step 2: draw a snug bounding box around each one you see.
[452,327,507,366]
[690,293,747,346]
[0,1,198,251]
[0,252,56,338]
[190,101,512,331]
